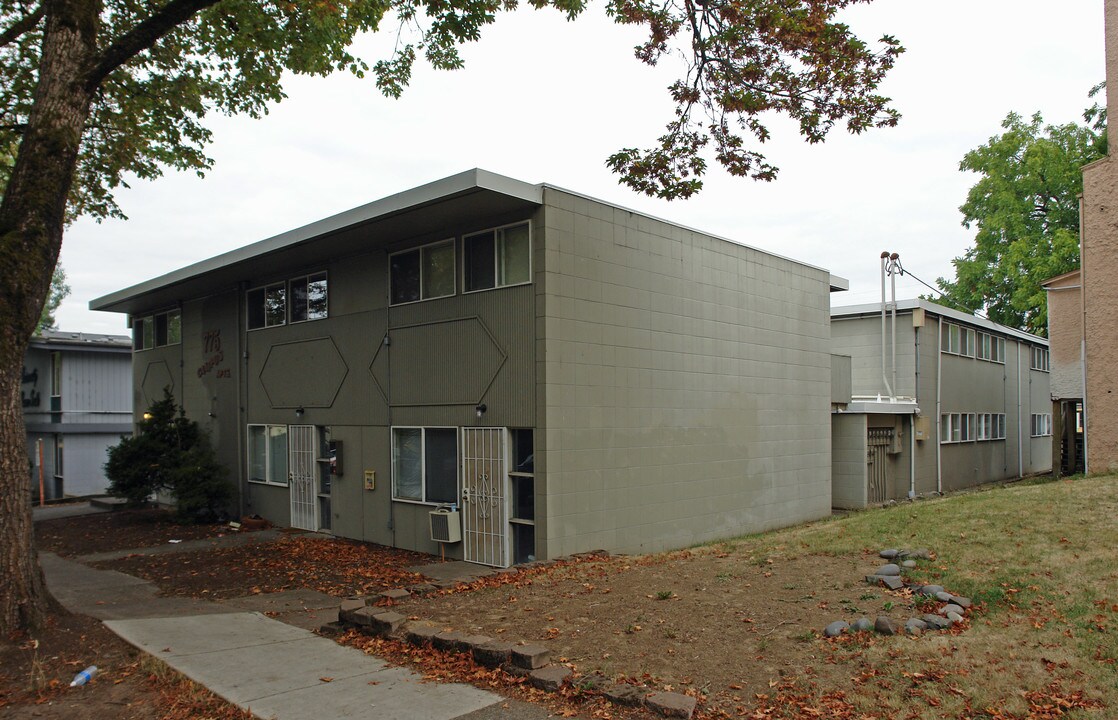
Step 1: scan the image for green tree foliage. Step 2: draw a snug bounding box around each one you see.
[0,0,901,633]
[35,265,70,334]
[105,389,232,522]
[936,94,1106,335]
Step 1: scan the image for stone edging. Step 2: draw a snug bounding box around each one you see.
[823,547,974,638]
[322,553,699,719]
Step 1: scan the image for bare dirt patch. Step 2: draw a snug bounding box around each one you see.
[35,507,233,557]
[391,547,938,713]
[94,535,435,599]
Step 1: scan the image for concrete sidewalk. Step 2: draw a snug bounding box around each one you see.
[40,552,563,719]
[105,612,497,720]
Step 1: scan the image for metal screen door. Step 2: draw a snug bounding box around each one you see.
[461,428,508,567]
[866,428,893,504]
[288,424,318,531]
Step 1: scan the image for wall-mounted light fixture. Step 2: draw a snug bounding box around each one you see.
[295,406,305,419]
[142,412,153,421]
[475,403,487,419]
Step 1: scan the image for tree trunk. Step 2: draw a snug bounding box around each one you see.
[0,0,99,634]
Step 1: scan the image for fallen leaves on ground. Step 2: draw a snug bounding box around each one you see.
[95,536,431,599]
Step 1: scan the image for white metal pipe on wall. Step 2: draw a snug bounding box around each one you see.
[936,316,942,494]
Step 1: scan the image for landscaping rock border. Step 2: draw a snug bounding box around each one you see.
[824,547,975,639]
[328,550,700,719]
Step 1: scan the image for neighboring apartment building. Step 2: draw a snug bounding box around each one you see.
[830,300,1051,508]
[1078,0,1118,474]
[91,169,844,566]
[1041,270,1084,476]
[22,330,133,500]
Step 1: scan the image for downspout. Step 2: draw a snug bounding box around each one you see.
[911,325,919,498]
[936,315,942,494]
[1079,193,1090,474]
[237,282,248,520]
[384,250,396,547]
[1017,342,1023,478]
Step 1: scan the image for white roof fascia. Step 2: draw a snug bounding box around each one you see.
[835,399,920,415]
[91,169,542,312]
[831,298,1048,346]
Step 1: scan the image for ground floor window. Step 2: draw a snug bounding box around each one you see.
[977,413,1006,441]
[392,427,458,504]
[509,428,535,564]
[248,424,288,484]
[1031,413,1052,437]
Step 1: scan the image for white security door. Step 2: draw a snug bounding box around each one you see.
[288,424,318,531]
[461,427,508,567]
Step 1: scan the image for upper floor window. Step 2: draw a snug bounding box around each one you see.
[390,240,455,305]
[247,273,328,330]
[133,309,181,350]
[464,222,531,293]
[1031,346,1050,372]
[976,332,1005,363]
[941,322,975,357]
[291,272,329,322]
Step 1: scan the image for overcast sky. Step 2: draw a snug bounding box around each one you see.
[59,0,1104,335]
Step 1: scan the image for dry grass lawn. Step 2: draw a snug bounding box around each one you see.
[392,475,1118,719]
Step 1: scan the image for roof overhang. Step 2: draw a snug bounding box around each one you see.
[831,298,1048,346]
[90,169,543,315]
[834,399,920,415]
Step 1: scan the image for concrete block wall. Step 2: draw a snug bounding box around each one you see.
[831,413,867,509]
[536,188,833,558]
[1044,274,1083,401]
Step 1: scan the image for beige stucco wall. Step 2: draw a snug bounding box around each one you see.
[1044,273,1083,401]
[536,188,833,557]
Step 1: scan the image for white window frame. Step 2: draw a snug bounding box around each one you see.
[289,271,329,323]
[940,412,976,443]
[391,426,460,505]
[462,221,532,294]
[247,424,289,486]
[976,333,1006,364]
[1031,413,1052,437]
[247,282,288,331]
[977,413,1007,441]
[389,239,456,306]
[1031,346,1050,372]
[941,323,975,357]
[133,309,181,350]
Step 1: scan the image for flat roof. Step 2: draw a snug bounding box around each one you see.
[91,169,543,315]
[831,298,1048,346]
[93,168,845,314]
[30,330,132,350]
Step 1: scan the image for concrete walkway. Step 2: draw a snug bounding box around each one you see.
[40,552,564,719]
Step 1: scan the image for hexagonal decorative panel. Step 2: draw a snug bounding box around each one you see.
[141,361,174,407]
[259,337,349,408]
[370,317,507,406]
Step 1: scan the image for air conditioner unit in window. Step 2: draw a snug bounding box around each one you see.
[429,508,461,543]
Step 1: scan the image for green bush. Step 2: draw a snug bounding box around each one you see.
[105,388,233,522]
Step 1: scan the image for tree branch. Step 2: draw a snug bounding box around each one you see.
[0,4,45,49]
[84,0,221,90]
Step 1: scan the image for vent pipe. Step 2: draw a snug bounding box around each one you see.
[879,252,904,400]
